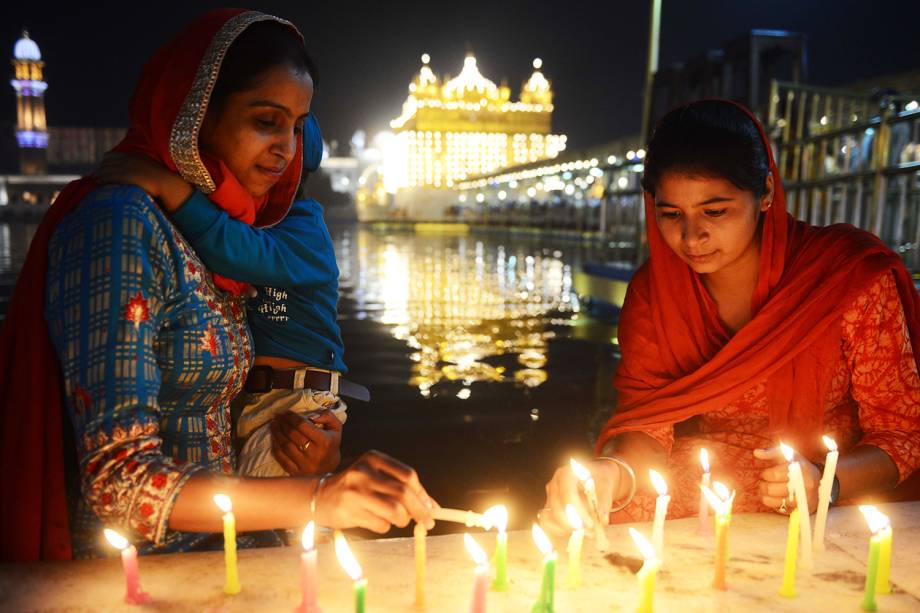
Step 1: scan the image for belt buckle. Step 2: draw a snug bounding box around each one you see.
[330,372,339,396]
[293,368,307,389]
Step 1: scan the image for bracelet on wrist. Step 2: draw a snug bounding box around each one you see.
[310,472,332,519]
[596,456,637,513]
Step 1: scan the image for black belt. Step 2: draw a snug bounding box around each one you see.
[244,365,370,402]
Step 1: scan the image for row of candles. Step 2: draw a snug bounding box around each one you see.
[102,437,894,612]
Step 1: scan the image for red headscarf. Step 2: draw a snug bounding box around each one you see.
[0,9,305,561]
[596,101,920,469]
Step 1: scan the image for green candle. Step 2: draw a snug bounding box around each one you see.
[355,577,367,613]
[335,531,367,613]
[859,506,888,612]
[492,530,509,591]
[531,524,556,613]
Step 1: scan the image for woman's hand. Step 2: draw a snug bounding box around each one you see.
[541,459,621,538]
[270,410,342,476]
[93,152,193,212]
[313,450,437,534]
[754,447,821,514]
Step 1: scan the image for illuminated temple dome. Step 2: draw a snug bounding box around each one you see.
[387,52,566,190]
[13,30,41,61]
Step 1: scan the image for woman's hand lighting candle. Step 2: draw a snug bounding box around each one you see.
[465,533,490,613]
[335,531,367,613]
[779,507,800,598]
[531,523,557,613]
[569,458,610,551]
[701,482,735,591]
[213,494,241,595]
[483,505,509,591]
[698,448,712,536]
[649,469,670,562]
[414,523,427,608]
[629,527,660,613]
[297,522,321,613]
[565,504,584,588]
[813,436,839,552]
[103,529,150,605]
[780,443,813,570]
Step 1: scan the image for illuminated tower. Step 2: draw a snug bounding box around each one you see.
[11,30,49,174]
[388,53,566,190]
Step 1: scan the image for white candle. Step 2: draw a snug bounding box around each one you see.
[781,443,813,570]
[569,458,610,551]
[698,448,711,536]
[649,469,670,562]
[813,436,839,552]
[432,507,488,528]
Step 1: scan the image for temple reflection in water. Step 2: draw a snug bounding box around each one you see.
[336,227,578,397]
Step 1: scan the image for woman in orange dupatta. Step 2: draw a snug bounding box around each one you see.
[541,100,920,533]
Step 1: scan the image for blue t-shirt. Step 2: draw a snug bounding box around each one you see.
[170,191,347,373]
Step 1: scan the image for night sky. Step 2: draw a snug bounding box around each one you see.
[2,0,919,150]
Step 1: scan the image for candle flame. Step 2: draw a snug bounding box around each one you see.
[629,527,656,561]
[569,458,591,483]
[301,521,315,551]
[713,481,730,500]
[213,493,232,514]
[464,533,488,566]
[701,484,729,516]
[700,448,710,473]
[483,505,508,533]
[334,531,363,581]
[649,469,668,496]
[565,503,583,531]
[859,505,890,534]
[822,436,838,452]
[103,528,129,551]
[531,523,554,557]
[779,442,794,462]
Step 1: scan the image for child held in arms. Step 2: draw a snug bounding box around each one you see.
[97,112,368,478]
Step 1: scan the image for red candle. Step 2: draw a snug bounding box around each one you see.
[104,529,150,605]
[464,533,490,613]
[298,522,322,613]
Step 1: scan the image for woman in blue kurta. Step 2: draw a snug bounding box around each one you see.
[0,9,434,561]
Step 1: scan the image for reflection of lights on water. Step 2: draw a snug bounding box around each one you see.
[530,408,540,421]
[515,369,548,387]
[457,388,471,400]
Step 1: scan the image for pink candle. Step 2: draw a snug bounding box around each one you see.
[104,529,150,605]
[698,449,712,535]
[298,522,322,613]
[464,533,490,613]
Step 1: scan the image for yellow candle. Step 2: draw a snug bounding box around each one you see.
[877,525,892,595]
[213,494,241,595]
[781,442,813,570]
[629,527,660,613]
[565,504,584,588]
[414,523,426,608]
[701,482,735,591]
[779,507,800,597]
[570,458,610,551]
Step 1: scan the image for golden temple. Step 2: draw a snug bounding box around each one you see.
[386,53,567,190]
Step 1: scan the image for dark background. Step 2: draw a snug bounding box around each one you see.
[3,0,920,149]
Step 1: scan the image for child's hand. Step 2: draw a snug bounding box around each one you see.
[270,410,343,476]
[93,152,193,212]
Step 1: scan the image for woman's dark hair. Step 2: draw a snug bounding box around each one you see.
[210,20,318,111]
[641,100,770,197]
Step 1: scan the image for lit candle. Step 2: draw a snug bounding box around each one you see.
[464,533,490,613]
[432,507,488,528]
[698,448,712,536]
[813,436,839,552]
[483,505,509,591]
[531,523,557,613]
[629,527,659,613]
[414,523,427,608]
[335,531,367,613]
[858,506,891,611]
[778,508,800,598]
[298,522,321,613]
[565,504,584,588]
[103,529,150,605]
[213,494,241,595]
[860,506,893,597]
[780,443,813,570]
[701,481,735,591]
[649,469,670,562]
[569,458,610,551]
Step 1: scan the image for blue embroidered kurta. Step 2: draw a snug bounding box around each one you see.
[44,185,253,556]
